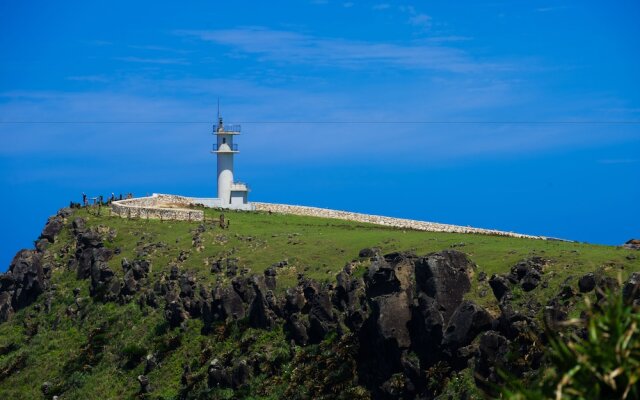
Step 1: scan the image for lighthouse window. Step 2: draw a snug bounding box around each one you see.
[222,138,226,144]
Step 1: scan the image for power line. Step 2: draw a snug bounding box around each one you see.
[1,121,640,125]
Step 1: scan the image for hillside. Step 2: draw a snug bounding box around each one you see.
[0,206,639,399]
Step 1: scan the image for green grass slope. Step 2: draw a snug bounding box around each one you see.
[0,207,637,399]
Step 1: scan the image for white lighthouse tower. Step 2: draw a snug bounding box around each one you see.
[211,113,251,209]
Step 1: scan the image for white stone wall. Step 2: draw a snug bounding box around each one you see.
[110,194,204,222]
[110,194,544,239]
[252,202,545,239]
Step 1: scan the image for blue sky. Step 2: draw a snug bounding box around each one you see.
[1,1,639,270]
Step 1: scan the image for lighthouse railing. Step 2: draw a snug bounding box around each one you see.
[213,124,241,133]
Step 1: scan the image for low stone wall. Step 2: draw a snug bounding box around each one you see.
[111,194,204,222]
[253,202,545,239]
[110,194,544,238]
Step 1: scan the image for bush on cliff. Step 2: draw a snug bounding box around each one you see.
[502,289,640,400]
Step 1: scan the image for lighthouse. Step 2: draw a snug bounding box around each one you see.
[212,114,251,209]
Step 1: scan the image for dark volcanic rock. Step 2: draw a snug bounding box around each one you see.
[231,359,252,389]
[489,274,511,302]
[0,249,45,322]
[78,230,102,249]
[622,272,640,303]
[137,375,151,394]
[284,287,306,315]
[6,250,44,308]
[35,239,50,253]
[248,278,277,330]
[509,257,544,281]
[366,259,403,297]
[285,313,310,345]
[442,300,493,358]
[208,359,231,388]
[218,285,246,320]
[264,267,277,291]
[474,331,509,390]
[596,276,619,296]
[414,250,474,321]
[90,260,119,302]
[72,217,86,234]
[410,293,445,366]
[371,292,412,349]
[578,273,596,293]
[623,239,640,250]
[165,300,188,328]
[521,271,541,292]
[0,292,13,322]
[509,257,544,292]
[39,216,64,243]
[359,247,380,258]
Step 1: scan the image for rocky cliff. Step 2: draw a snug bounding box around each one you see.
[0,207,638,399]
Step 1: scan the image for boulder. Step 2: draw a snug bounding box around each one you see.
[442,300,493,356]
[0,292,14,323]
[144,354,158,374]
[78,230,102,249]
[220,286,245,320]
[622,272,640,303]
[4,250,45,309]
[248,281,277,330]
[137,375,151,393]
[410,293,445,366]
[372,292,412,349]
[285,313,310,345]
[623,239,640,250]
[489,274,511,302]
[0,249,46,322]
[39,216,64,243]
[414,250,474,321]
[71,217,86,234]
[35,239,50,253]
[509,257,545,281]
[474,331,509,390]
[264,267,277,291]
[284,287,306,315]
[210,260,222,274]
[296,279,335,343]
[359,247,380,258]
[208,359,231,388]
[544,302,568,329]
[89,260,119,302]
[578,273,596,293]
[231,359,252,389]
[521,271,541,292]
[165,300,188,328]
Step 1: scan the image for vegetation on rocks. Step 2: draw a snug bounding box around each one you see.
[0,205,638,399]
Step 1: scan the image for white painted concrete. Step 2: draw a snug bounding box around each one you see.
[213,118,251,208]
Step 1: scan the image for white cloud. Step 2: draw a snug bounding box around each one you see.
[114,56,190,65]
[66,75,109,83]
[597,159,638,164]
[408,13,432,28]
[178,27,506,73]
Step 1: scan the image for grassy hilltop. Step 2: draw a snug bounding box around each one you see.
[0,206,638,399]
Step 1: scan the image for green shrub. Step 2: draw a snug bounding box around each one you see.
[502,291,640,399]
[121,343,147,369]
